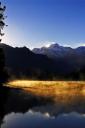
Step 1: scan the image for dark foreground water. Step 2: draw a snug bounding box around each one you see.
[1,84,85,128]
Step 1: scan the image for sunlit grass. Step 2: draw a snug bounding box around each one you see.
[7,80,85,89]
[6,80,85,104]
[6,80,85,95]
[7,80,61,88]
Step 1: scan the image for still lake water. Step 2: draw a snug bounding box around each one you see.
[1,82,85,128]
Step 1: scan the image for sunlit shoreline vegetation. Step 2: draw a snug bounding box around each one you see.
[7,80,85,92]
[5,80,85,105]
[6,80,85,89]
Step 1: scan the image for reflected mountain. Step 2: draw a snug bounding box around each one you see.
[1,110,85,128]
[0,85,54,123]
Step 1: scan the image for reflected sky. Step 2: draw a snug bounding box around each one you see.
[1,110,85,128]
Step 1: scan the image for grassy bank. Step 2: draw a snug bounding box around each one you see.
[5,80,85,105]
[7,80,85,88]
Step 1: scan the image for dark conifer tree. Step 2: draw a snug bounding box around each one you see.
[0,2,10,122]
[0,2,8,83]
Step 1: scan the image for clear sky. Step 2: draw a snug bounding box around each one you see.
[1,0,85,48]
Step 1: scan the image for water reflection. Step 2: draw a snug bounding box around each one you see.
[1,110,85,128]
[3,85,85,116]
[1,82,85,127]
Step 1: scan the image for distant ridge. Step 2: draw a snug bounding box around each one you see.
[32,43,85,59]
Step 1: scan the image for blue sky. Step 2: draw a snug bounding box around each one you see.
[1,0,85,48]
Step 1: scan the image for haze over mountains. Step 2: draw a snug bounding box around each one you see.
[0,43,85,80]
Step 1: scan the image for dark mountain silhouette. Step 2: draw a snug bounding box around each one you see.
[1,43,85,80]
[0,44,58,80]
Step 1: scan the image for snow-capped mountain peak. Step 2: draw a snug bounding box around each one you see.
[32,43,85,59]
[32,43,73,58]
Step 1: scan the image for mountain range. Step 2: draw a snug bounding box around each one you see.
[32,43,85,59]
[0,43,85,80]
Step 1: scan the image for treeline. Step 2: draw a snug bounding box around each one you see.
[9,66,85,81]
[0,48,8,84]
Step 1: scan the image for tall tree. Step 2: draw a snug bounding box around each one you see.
[0,2,9,123]
[0,2,7,42]
[0,2,8,83]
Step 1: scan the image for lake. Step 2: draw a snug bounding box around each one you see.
[1,81,85,128]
